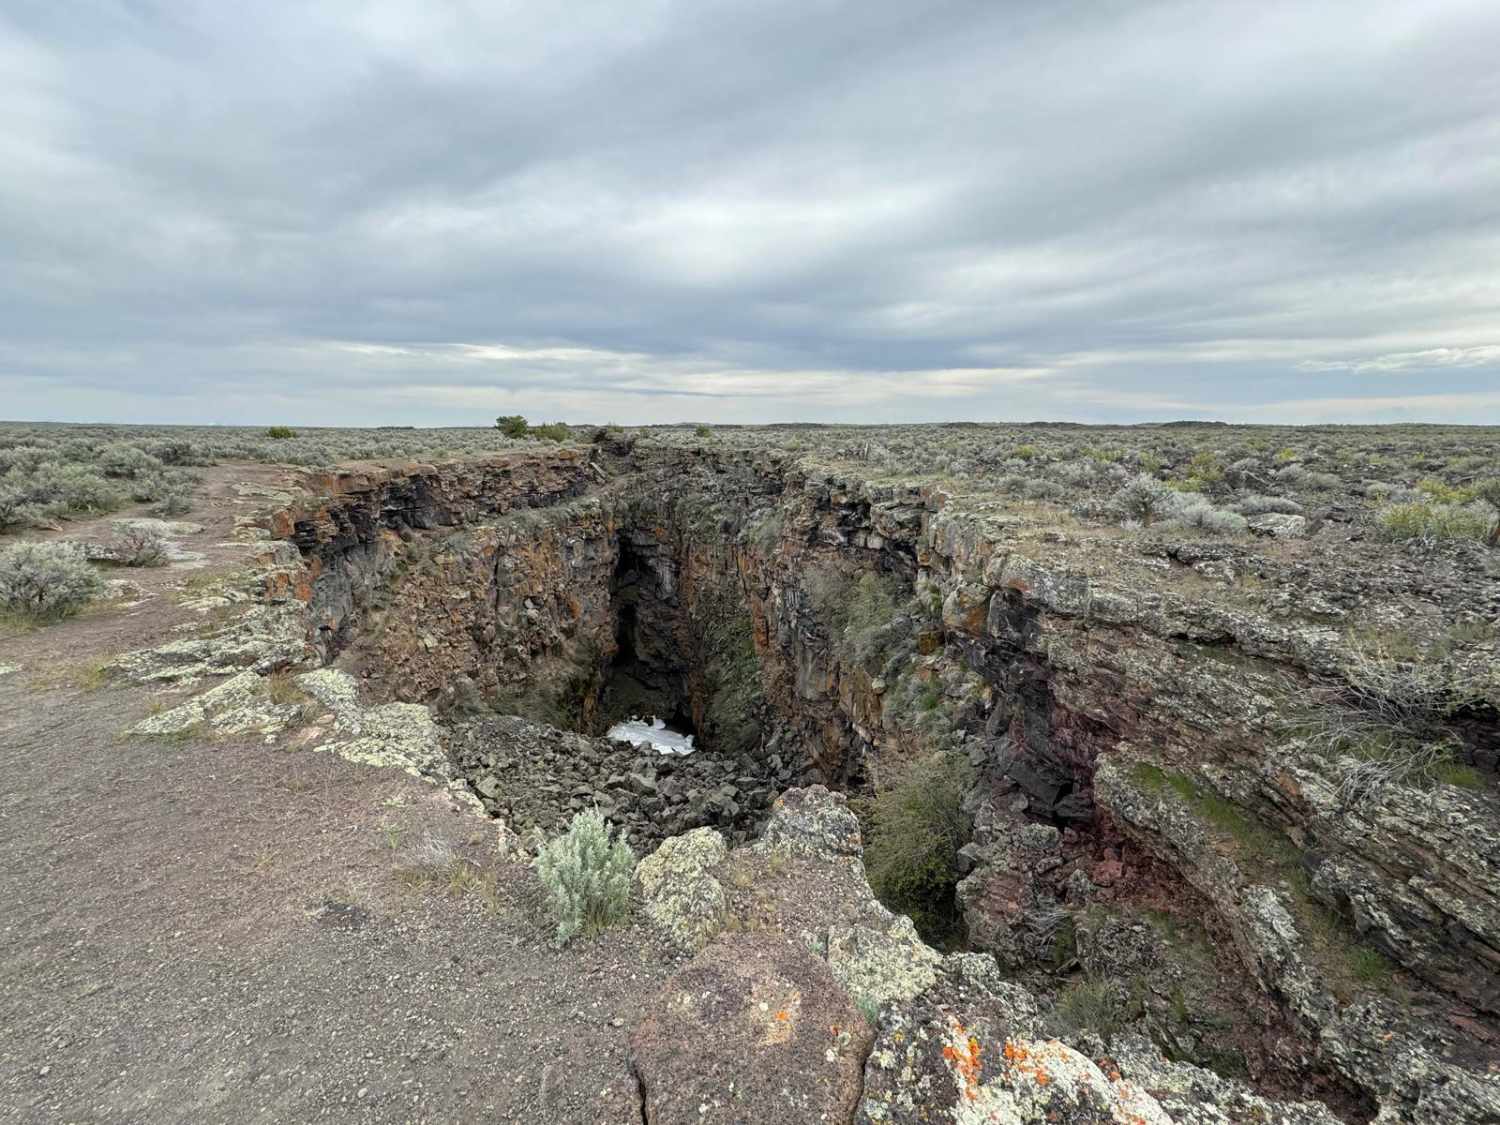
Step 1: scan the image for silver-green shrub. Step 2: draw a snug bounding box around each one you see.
[1112,473,1175,526]
[1231,494,1302,515]
[0,540,105,618]
[533,808,634,947]
[0,487,41,533]
[1166,495,1249,536]
[98,443,162,480]
[110,523,168,567]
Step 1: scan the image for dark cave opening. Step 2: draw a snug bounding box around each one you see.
[594,539,702,745]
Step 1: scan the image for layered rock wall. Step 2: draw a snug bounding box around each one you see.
[265,443,1500,1117]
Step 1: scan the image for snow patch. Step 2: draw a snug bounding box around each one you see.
[606,716,697,756]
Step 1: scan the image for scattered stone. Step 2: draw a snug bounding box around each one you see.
[1246,512,1309,538]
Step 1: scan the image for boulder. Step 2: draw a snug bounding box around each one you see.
[1246,512,1308,538]
[755,785,862,859]
[858,955,1342,1125]
[634,827,729,952]
[631,933,873,1124]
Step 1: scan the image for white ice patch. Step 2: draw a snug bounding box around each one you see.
[605,716,697,756]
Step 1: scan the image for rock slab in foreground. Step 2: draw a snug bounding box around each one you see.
[631,932,874,1125]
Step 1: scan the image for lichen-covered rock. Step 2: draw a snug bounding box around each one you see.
[110,602,309,684]
[297,668,447,777]
[859,959,1342,1125]
[1245,512,1308,538]
[1109,1034,1343,1125]
[755,784,863,859]
[635,827,728,952]
[857,957,1040,1124]
[129,669,302,740]
[826,908,942,1010]
[631,933,873,1125]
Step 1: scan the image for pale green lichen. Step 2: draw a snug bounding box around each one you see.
[825,911,941,1010]
[130,669,302,740]
[297,668,447,777]
[635,827,729,951]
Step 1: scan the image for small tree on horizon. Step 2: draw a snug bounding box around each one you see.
[496,415,528,438]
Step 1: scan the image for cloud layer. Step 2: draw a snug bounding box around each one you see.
[3,0,1499,425]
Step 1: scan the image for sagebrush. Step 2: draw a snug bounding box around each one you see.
[0,540,105,619]
[533,808,634,946]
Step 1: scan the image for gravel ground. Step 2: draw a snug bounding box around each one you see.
[0,468,673,1124]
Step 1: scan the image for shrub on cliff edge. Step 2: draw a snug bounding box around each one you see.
[534,808,634,947]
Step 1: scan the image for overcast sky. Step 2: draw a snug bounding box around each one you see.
[3,1,1499,427]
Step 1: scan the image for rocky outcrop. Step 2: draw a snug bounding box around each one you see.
[634,827,729,952]
[633,787,1358,1125]
[235,441,1500,1118]
[631,932,873,1125]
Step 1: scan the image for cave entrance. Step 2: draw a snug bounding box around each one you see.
[594,542,702,747]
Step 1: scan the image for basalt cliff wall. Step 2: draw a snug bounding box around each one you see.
[264,442,1500,1120]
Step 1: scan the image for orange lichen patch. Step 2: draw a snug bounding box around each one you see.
[751,985,802,1046]
[1001,1038,1054,1089]
[943,1019,984,1100]
[263,564,316,604]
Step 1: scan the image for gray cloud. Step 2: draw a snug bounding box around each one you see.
[2,0,1499,425]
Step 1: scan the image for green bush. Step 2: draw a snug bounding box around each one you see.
[1113,473,1176,527]
[0,540,105,619]
[151,485,194,517]
[1376,502,1493,543]
[22,463,122,515]
[1167,495,1248,536]
[860,751,974,945]
[529,422,571,442]
[98,443,162,479]
[0,487,41,533]
[109,523,168,567]
[265,426,297,440]
[495,415,529,438]
[533,808,634,946]
[804,567,905,666]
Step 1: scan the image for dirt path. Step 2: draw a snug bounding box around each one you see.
[0,467,669,1124]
